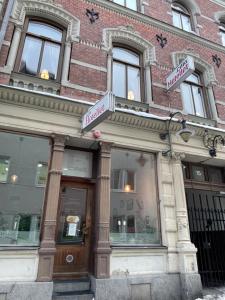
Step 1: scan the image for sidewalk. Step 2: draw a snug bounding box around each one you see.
[196,287,225,300]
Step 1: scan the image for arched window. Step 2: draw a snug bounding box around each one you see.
[172,3,192,32]
[112,47,142,102]
[16,19,65,81]
[113,0,139,11]
[181,72,207,118]
[219,22,225,46]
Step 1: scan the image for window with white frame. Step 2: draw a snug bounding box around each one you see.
[112,47,142,101]
[172,3,192,32]
[181,72,207,118]
[113,0,138,11]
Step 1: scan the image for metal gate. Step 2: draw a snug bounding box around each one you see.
[186,189,225,287]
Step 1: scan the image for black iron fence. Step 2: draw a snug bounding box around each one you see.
[186,190,225,287]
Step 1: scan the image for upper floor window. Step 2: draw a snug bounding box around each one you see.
[220,23,225,46]
[17,19,64,81]
[172,3,192,32]
[181,72,207,118]
[112,47,141,101]
[113,0,138,11]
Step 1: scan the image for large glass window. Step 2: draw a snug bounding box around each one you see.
[112,47,141,101]
[181,72,206,117]
[110,149,160,245]
[172,4,192,32]
[18,20,63,81]
[113,0,138,11]
[0,132,50,246]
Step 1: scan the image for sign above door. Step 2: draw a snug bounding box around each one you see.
[81,91,115,132]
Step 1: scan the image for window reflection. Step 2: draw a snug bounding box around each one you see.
[19,21,63,80]
[172,4,192,32]
[181,72,206,117]
[112,47,141,101]
[110,149,160,245]
[0,132,50,246]
[113,0,138,11]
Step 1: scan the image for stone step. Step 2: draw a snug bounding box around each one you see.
[53,278,90,293]
[52,290,94,300]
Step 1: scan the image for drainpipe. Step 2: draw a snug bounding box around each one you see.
[0,0,15,51]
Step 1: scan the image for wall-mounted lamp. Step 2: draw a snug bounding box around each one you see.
[159,112,194,157]
[203,130,225,158]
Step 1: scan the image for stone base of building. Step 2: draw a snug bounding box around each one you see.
[91,273,202,300]
[180,273,203,300]
[0,281,53,300]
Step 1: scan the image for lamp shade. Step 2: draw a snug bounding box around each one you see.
[177,128,194,143]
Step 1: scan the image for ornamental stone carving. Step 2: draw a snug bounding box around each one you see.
[11,0,80,42]
[102,27,156,66]
[171,51,217,87]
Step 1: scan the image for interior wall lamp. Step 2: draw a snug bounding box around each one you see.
[203,130,225,158]
[159,112,194,157]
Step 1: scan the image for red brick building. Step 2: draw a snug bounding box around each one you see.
[1,0,225,299]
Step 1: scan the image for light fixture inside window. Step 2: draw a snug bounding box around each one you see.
[128,90,135,100]
[136,153,147,167]
[40,69,49,80]
[124,183,131,192]
[11,174,18,184]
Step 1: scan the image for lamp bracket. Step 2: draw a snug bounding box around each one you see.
[203,130,225,158]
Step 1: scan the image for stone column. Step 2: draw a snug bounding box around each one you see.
[5,25,22,72]
[145,64,153,104]
[61,41,71,84]
[37,135,65,282]
[208,85,218,121]
[106,50,112,91]
[171,156,202,300]
[94,142,112,278]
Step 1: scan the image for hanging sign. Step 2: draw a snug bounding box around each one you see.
[166,56,195,91]
[81,91,115,132]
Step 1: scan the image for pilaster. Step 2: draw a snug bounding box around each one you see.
[5,25,22,72]
[94,142,112,279]
[37,135,66,282]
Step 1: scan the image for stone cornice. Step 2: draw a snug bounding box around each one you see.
[211,0,225,8]
[85,0,225,54]
[1,85,225,139]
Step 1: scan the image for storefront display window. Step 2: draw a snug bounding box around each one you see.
[110,149,160,245]
[0,132,50,246]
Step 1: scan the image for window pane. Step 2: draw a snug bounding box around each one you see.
[36,162,48,186]
[192,166,205,181]
[0,132,50,246]
[208,167,223,184]
[127,66,141,101]
[40,42,60,80]
[19,36,42,76]
[172,11,182,28]
[113,48,139,65]
[181,83,195,115]
[186,73,200,84]
[113,0,125,5]
[126,0,137,10]
[182,15,191,31]
[110,149,160,245]
[113,62,126,98]
[221,31,225,46]
[28,22,62,42]
[0,156,10,182]
[192,86,206,117]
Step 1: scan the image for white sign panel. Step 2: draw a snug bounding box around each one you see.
[82,91,115,132]
[166,56,195,91]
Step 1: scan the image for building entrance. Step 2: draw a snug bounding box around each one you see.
[53,180,93,279]
[184,162,225,287]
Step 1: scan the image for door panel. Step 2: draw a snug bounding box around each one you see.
[53,181,93,279]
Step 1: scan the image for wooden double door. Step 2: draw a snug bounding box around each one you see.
[53,180,94,279]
